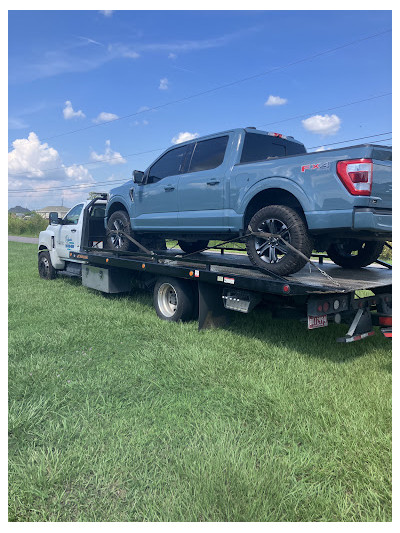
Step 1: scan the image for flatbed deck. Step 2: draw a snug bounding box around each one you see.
[71,248,392,297]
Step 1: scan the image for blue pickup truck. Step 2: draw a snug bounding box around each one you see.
[105,127,391,275]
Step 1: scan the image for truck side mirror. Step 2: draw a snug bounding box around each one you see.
[133,170,145,184]
[49,212,61,225]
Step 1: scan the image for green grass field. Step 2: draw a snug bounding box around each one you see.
[9,242,391,522]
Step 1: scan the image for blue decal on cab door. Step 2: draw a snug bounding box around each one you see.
[65,236,75,250]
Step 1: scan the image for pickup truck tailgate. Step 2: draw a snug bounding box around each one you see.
[371,147,392,208]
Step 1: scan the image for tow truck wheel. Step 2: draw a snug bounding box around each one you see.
[106,210,133,252]
[327,240,384,269]
[246,205,313,276]
[178,240,209,254]
[38,251,56,280]
[154,277,195,322]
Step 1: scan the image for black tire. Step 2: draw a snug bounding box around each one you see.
[38,250,57,280]
[106,210,133,252]
[153,277,195,322]
[246,205,313,276]
[327,240,384,269]
[178,240,209,254]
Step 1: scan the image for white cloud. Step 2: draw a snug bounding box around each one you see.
[8,132,62,178]
[93,111,119,123]
[99,10,113,17]
[159,77,169,90]
[137,106,150,113]
[265,95,288,106]
[63,100,86,120]
[302,114,341,136]
[8,132,94,208]
[168,53,177,59]
[8,132,93,182]
[171,132,199,144]
[90,140,127,165]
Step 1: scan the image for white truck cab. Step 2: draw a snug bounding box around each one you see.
[38,196,107,274]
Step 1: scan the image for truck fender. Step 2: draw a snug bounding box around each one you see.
[38,230,65,270]
[238,176,313,217]
[105,195,130,219]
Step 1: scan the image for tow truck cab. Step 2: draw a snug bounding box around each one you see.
[38,194,108,270]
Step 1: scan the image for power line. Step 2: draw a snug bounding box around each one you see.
[8,178,128,194]
[307,132,392,150]
[9,28,391,147]
[9,134,392,195]
[8,92,392,178]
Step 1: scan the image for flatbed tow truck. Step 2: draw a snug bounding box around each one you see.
[38,195,392,343]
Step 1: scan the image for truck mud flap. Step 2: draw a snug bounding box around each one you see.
[198,281,229,331]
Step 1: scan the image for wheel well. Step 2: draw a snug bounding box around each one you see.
[38,245,48,252]
[244,188,307,229]
[107,201,129,219]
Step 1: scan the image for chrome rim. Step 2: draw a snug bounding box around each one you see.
[110,218,127,249]
[158,283,178,317]
[255,217,291,264]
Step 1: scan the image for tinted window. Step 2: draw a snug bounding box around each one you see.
[240,132,306,163]
[188,136,229,172]
[148,145,188,183]
[64,203,84,225]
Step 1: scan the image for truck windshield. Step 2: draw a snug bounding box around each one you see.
[240,132,306,164]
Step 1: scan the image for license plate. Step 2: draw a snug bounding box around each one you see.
[308,315,328,330]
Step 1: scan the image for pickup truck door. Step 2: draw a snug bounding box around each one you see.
[56,203,84,259]
[177,135,229,231]
[131,144,189,231]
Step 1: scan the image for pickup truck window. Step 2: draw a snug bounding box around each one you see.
[63,203,84,225]
[240,132,306,163]
[188,135,229,173]
[148,144,188,183]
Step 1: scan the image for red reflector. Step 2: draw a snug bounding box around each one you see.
[348,171,369,183]
[379,316,392,326]
[383,332,392,338]
[323,302,330,312]
[317,304,323,312]
[283,284,290,293]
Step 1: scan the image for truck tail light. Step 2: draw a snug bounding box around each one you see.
[336,159,373,196]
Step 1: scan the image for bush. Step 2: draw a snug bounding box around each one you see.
[380,241,392,262]
[8,213,49,236]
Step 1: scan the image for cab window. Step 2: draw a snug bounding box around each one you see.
[63,203,84,225]
[187,136,229,173]
[148,145,188,184]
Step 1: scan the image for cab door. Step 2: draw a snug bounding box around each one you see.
[57,203,84,259]
[177,135,230,231]
[132,144,189,231]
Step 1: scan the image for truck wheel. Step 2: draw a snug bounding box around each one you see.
[327,241,384,269]
[178,240,209,254]
[38,251,57,280]
[153,277,195,322]
[246,205,313,276]
[106,211,133,252]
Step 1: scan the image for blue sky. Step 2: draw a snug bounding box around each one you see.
[8,9,392,210]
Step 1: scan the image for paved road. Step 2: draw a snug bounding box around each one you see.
[8,235,39,244]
